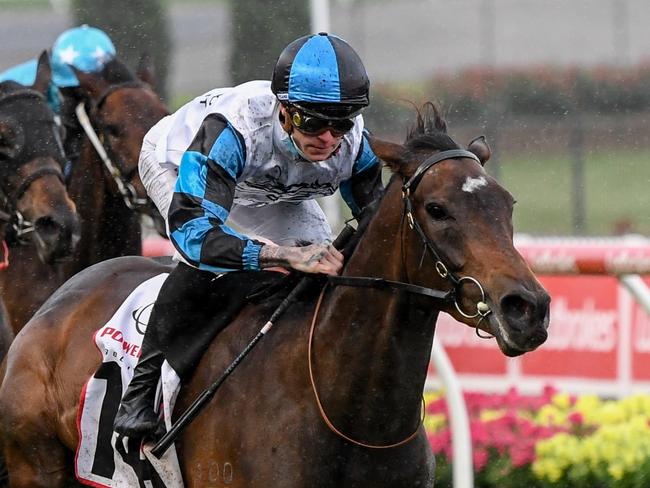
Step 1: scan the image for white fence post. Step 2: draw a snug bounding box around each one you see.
[309,0,344,233]
[620,275,650,315]
[431,338,474,488]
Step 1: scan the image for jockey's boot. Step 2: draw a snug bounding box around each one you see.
[113,332,164,438]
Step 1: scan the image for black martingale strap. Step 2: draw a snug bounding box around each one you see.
[328,275,454,302]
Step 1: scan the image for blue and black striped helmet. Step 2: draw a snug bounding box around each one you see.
[271,33,369,119]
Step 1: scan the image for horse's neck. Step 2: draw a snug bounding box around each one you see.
[312,182,438,442]
[66,145,141,275]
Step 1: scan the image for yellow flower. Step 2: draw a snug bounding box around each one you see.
[479,409,505,422]
[551,392,572,410]
[423,413,447,433]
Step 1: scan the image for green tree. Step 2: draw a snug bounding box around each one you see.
[71,0,171,100]
[229,0,310,84]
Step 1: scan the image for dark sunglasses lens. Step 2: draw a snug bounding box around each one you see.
[298,116,328,134]
[330,118,354,134]
[299,115,354,135]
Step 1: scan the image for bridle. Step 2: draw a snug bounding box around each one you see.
[309,149,495,449]
[0,88,66,243]
[400,149,493,331]
[75,81,149,210]
[329,148,494,332]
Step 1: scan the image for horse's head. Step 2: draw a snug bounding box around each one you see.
[0,52,80,264]
[72,55,169,230]
[370,103,550,357]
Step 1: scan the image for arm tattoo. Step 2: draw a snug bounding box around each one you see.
[259,245,323,269]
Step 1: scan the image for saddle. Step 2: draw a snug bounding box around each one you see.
[159,269,297,381]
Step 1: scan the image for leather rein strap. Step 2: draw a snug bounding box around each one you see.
[328,275,453,302]
[308,284,425,449]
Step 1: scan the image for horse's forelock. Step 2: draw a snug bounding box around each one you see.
[404,102,459,154]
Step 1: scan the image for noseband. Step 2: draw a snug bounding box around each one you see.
[0,89,66,242]
[75,81,149,210]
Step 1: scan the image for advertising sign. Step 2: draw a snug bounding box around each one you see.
[429,237,650,397]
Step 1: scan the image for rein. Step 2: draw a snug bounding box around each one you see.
[75,84,148,210]
[308,284,425,449]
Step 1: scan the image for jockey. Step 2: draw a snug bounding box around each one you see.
[114,32,384,438]
[0,25,116,162]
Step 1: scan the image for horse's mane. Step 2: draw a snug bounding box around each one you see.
[100,58,136,85]
[337,102,461,260]
[404,102,460,155]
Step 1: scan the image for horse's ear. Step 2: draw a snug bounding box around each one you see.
[467,135,491,166]
[136,53,156,87]
[368,136,407,172]
[70,65,110,100]
[31,50,52,96]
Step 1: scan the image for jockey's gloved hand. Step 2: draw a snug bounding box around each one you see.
[260,243,343,276]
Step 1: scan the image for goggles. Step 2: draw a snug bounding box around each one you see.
[288,107,355,137]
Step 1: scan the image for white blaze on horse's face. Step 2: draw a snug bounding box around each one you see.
[462,176,488,193]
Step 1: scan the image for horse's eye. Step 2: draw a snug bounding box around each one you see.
[426,202,449,221]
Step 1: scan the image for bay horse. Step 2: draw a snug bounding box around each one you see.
[0,104,550,487]
[0,52,80,336]
[0,56,169,333]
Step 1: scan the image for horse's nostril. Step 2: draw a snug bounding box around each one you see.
[34,216,62,240]
[501,294,532,322]
[33,215,79,260]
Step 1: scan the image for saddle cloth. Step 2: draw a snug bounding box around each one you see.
[75,272,184,488]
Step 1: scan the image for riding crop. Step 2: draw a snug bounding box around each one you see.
[150,223,357,458]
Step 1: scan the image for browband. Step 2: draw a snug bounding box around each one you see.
[402,149,480,193]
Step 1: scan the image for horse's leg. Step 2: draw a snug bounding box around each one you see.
[0,353,69,487]
[3,437,68,488]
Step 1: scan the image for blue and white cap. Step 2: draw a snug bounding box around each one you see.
[271,33,369,119]
[50,25,116,88]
